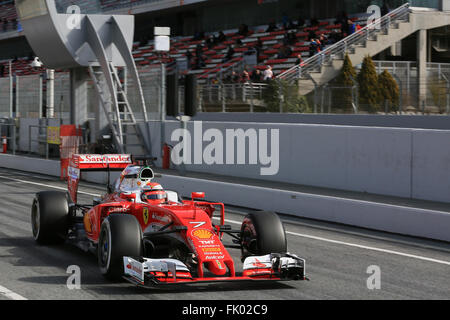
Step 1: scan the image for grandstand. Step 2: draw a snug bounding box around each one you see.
[0,0,449,115]
[0,0,18,33]
[0,3,369,80]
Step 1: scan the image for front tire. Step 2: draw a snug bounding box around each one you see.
[31,191,69,245]
[98,214,143,280]
[240,211,287,261]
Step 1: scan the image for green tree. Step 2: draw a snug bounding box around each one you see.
[357,55,380,113]
[334,53,357,111]
[378,70,399,112]
[263,79,311,113]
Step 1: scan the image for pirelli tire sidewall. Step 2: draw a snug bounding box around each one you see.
[241,211,287,259]
[98,214,143,280]
[31,191,69,245]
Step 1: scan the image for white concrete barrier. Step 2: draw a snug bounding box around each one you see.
[0,154,61,177]
[1,153,449,242]
[157,175,450,243]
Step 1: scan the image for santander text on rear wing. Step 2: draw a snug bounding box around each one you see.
[68,154,132,203]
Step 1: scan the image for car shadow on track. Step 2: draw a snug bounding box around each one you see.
[88,281,296,296]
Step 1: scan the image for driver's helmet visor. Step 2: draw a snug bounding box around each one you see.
[143,191,166,200]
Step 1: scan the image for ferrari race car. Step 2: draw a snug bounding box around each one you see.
[31,154,306,287]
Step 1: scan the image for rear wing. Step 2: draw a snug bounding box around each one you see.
[68,154,133,203]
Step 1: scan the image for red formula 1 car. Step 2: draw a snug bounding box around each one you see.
[31,154,306,287]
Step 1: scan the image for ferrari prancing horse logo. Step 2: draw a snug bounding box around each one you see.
[143,208,149,225]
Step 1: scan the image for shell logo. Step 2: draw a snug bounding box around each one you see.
[192,229,214,240]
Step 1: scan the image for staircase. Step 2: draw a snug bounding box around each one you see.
[88,63,149,155]
[278,3,450,95]
[85,15,150,156]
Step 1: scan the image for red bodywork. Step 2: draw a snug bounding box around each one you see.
[68,154,283,284]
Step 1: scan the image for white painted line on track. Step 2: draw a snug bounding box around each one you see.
[0,285,27,300]
[217,218,450,267]
[2,172,450,267]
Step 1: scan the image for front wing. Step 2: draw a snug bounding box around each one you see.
[123,253,306,287]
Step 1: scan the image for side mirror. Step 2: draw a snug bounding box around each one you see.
[191,192,205,200]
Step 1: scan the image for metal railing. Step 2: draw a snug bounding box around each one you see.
[278,3,411,82]
[200,82,267,101]
[199,82,268,113]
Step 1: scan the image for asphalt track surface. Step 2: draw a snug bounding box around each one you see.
[0,167,449,300]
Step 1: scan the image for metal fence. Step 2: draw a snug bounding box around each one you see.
[53,72,71,118]
[16,74,42,118]
[0,60,448,118]
[0,77,11,117]
[198,82,268,112]
[127,64,164,120]
[306,61,450,114]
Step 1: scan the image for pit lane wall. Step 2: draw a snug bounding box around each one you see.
[12,118,450,204]
[142,121,450,204]
[0,153,449,242]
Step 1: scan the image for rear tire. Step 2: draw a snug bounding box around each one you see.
[240,211,287,261]
[31,191,69,245]
[98,214,143,280]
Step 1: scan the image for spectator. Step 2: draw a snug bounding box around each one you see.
[224,45,235,62]
[254,39,263,61]
[195,55,206,69]
[266,19,277,33]
[295,54,303,66]
[256,38,263,50]
[316,38,322,52]
[206,35,215,49]
[297,16,306,28]
[348,20,356,35]
[195,44,203,58]
[185,50,193,69]
[319,34,327,49]
[282,13,289,30]
[309,39,320,57]
[251,69,263,82]
[287,31,297,45]
[0,64,4,77]
[263,66,273,81]
[241,68,250,83]
[193,30,205,41]
[227,71,240,83]
[238,24,249,37]
[381,1,390,16]
[310,17,319,27]
[282,33,289,46]
[329,31,342,44]
[336,11,349,36]
[218,31,226,42]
